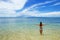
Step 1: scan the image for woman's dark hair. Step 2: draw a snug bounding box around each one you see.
[40,22,42,24]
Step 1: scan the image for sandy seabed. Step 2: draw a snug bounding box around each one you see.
[0,28,60,40]
[0,24,60,40]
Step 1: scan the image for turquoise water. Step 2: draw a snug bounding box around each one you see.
[0,17,60,40]
[0,17,60,31]
[0,17,60,34]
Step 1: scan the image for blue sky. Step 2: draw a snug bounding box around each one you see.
[0,0,60,17]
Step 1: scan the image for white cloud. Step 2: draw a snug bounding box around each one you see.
[0,0,27,17]
[0,0,27,10]
[41,12,60,17]
[22,11,60,17]
[0,0,60,17]
[0,9,19,17]
[21,0,56,13]
[19,0,60,17]
[52,2,60,6]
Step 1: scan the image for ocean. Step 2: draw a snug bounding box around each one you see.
[0,17,60,40]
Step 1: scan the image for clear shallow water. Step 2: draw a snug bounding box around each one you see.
[0,17,60,30]
[0,17,60,40]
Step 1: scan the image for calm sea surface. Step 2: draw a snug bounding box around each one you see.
[0,17,60,40]
[0,17,60,30]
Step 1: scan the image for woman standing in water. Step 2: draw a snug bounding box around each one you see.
[39,22,43,35]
